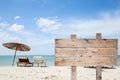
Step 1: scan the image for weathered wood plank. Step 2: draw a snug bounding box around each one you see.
[55,39,118,48]
[55,48,117,56]
[55,56,116,66]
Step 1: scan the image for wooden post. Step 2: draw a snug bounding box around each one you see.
[71,34,76,39]
[96,66,102,80]
[96,33,102,80]
[71,34,77,80]
[96,33,101,40]
[71,66,77,80]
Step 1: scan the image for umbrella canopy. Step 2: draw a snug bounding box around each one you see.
[3,42,30,66]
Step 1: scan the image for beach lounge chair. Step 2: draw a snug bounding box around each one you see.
[17,57,33,67]
[33,56,46,67]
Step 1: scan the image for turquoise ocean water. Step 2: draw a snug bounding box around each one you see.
[0,55,120,66]
[0,55,54,66]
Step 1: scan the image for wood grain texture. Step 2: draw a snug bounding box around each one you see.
[55,34,118,66]
[55,48,117,56]
[55,56,116,66]
[55,39,118,48]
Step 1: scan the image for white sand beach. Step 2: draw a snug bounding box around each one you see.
[0,66,120,80]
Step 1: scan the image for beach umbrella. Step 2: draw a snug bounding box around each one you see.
[3,42,30,66]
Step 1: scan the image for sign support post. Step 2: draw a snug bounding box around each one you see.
[96,66,102,80]
[71,66,77,80]
[71,34,77,80]
[96,33,102,80]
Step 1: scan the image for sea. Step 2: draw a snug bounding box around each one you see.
[0,55,54,66]
[0,55,120,67]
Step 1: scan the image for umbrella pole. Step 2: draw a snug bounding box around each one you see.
[12,49,17,67]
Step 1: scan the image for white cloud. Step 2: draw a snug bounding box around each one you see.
[9,24,24,33]
[0,31,20,42]
[14,16,21,20]
[72,11,120,35]
[36,18,61,32]
[0,22,34,36]
[0,22,9,31]
[0,22,21,42]
[8,23,35,36]
[0,21,9,27]
[36,11,120,37]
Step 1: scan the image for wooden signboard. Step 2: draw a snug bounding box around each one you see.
[55,33,118,66]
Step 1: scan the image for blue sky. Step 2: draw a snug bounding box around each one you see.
[0,0,120,55]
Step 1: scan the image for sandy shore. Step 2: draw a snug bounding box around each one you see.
[0,66,120,80]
